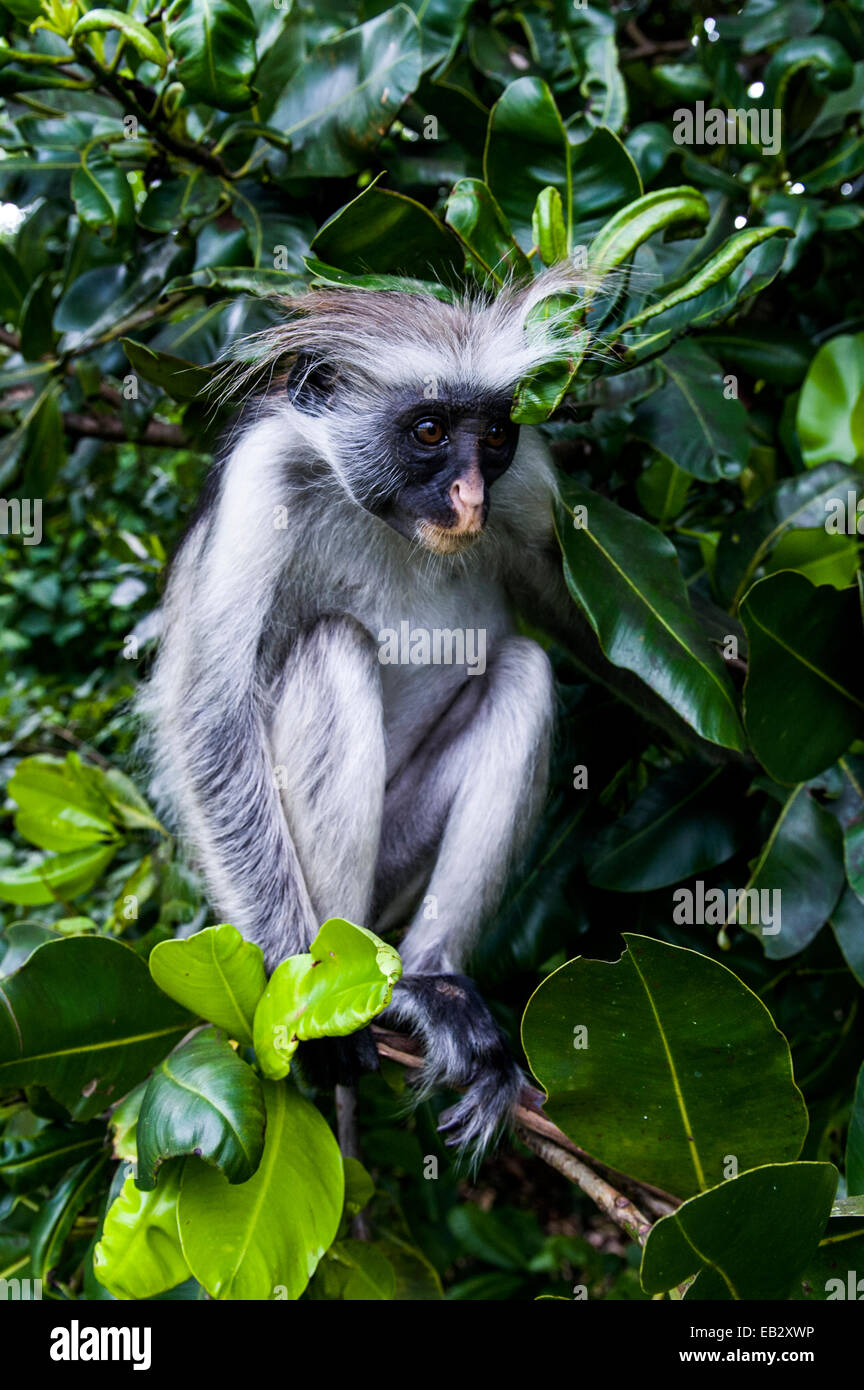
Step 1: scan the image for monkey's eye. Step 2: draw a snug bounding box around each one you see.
[484,422,508,448]
[412,419,445,446]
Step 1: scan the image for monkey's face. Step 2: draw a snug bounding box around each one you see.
[376,396,520,554]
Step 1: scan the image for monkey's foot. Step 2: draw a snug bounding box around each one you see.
[380,973,528,1160]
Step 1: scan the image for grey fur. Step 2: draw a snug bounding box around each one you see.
[140,272,589,1156]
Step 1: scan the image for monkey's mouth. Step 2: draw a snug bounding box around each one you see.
[414,520,484,554]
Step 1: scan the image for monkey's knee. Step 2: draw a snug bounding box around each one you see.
[492,637,556,731]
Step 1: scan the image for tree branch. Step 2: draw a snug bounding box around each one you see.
[372,1028,678,1243]
[63,412,187,447]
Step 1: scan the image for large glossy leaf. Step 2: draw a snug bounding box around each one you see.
[178,1080,343,1299]
[588,187,709,272]
[555,479,746,751]
[444,178,530,286]
[136,1028,265,1190]
[71,158,134,235]
[522,934,808,1198]
[0,938,194,1120]
[312,179,460,279]
[0,1122,105,1193]
[121,339,218,403]
[483,77,641,250]
[641,1163,837,1299]
[796,333,864,467]
[729,784,845,960]
[268,7,422,177]
[94,1166,191,1300]
[714,462,861,610]
[72,9,169,69]
[30,1152,111,1278]
[584,763,742,891]
[830,886,864,987]
[741,573,864,782]
[633,344,750,482]
[0,844,119,905]
[253,918,401,1079]
[149,923,267,1046]
[165,0,258,112]
[7,754,118,852]
[614,227,792,366]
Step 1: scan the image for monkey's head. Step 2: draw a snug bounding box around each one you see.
[257,272,592,555]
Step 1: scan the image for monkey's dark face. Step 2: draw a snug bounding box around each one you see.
[376,395,520,554]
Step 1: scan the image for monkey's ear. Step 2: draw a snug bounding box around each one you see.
[285,354,338,413]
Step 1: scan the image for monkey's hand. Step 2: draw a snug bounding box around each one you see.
[380,974,528,1160]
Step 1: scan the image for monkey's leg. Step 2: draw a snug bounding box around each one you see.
[376,636,555,1157]
[269,616,387,1083]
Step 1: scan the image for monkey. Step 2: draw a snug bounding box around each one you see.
[140,268,730,1157]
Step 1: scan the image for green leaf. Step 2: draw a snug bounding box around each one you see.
[268,7,422,177]
[72,10,169,70]
[71,158,135,235]
[444,178,531,286]
[614,227,792,365]
[121,339,217,403]
[641,1163,838,1298]
[796,333,864,468]
[555,479,746,752]
[136,1028,265,1190]
[31,1152,111,1279]
[588,186,709,272]
[848,1060,864,1197]
[320,1239,396,1299]
[305,258,457,302]
[741,573,864,782]
[584,764,742,892]
[8,754,118,852]
[728,784,844,960]
[311,179,460,279]
[178,1080,343,1299]
[161,266,305,298]
[522,934,808,1198]
[633,344,750,482]
[0,1123,105,1193]
[511,295,590,424]
[830,886,864,986]
[715,462,862,609]
[0,844,120,905]
[165,0,258,112]
[635,453,691,524]
[94,1166,191,1300]
[253,918,401,1079]
[149,923,267,1046]
[532,186,567,266]
[484,77,641,251]
[0,937,195,1120]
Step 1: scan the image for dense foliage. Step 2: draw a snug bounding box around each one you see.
[1,0,864,1303]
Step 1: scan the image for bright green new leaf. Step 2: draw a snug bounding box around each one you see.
[149,923,267,1046]
[253,918,402,1079]
[94,1166,191,1300]
[178,1080,343,1299]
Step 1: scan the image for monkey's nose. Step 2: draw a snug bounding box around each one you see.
[449,476,485,530]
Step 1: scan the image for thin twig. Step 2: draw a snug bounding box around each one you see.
[63,412,187,447]
[372,1028,678,1241]
[335,1082,371,1241]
